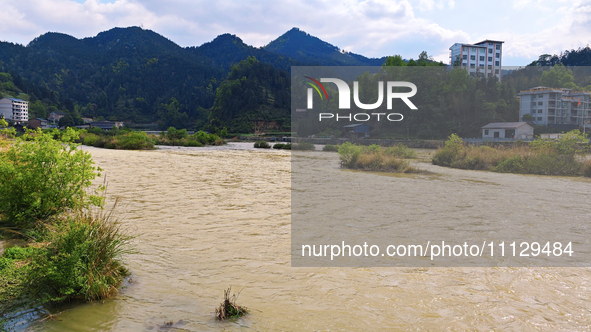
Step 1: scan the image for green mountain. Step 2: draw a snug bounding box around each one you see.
[264,27,386,66]
[0,26,389,131]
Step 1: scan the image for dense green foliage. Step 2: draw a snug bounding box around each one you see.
[337,142,419,173]
[0,72,64,120]
[503,64,591,92]
[209,57,290,133]
[529,46,591,66]
[0,129,104,227]
[432,132,591,176]
[0,132,133,322]
[0,246,38,318]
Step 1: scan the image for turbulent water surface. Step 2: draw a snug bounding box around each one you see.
[24,143,591,331]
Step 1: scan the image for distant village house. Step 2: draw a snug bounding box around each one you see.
[343,124,370,139]
[48,111,66,123]
[27,118,50,129]
[482,122,534,140]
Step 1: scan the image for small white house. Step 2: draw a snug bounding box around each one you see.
[481,122,534,140]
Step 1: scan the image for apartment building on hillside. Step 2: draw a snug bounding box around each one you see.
[0,98,29,124]
[518,86,591,127]
[449,40,504,80]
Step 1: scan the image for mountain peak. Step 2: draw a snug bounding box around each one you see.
[264,28,384,66]
[210,33,245,45]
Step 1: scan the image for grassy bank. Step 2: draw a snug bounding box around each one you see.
[0,130,133,326]
[337,142,422,173]
[432,131,591,176]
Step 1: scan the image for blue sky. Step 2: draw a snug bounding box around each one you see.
[1,0,590,65]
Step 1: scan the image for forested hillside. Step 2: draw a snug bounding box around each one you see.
[209,57,290,133]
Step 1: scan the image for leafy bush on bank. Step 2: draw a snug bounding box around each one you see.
[254,141,270,149]
[0,129,104,228]
[0,131,133,318]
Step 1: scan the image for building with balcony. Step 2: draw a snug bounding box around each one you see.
[449,40,503,80]
[0,98,29,124]
[517,86,591,128]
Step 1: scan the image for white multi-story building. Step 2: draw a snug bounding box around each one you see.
[0,98,29,124]
[518,86,591,127]
[449,40,504,80]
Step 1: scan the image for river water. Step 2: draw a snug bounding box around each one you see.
[25,143,591,331]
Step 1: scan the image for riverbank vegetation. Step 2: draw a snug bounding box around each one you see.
[272,143,291,149]
[0,129,133,324]
[432,131,591,176]
[253,141,270,148]
[337,142,421,173]
[78,126,223,150]
[292,142,315,150]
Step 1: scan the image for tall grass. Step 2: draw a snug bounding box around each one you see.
[433,132,591,176]
[337,142,420,173]
[27,206,133,304]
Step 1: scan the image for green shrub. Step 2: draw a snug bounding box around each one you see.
[273,143,285,149]
[184,140,204,147]
[493,156,525,173]
[193,131,218,145]
[322,144,339,152]
[254,141,271,149]
[117,132,154,150]
[282,143,292,150]
[28,210,133,304]
[384,144,416,158]
[166,127,188,141]
[0,130,104,228]
[82,133,99,146]
[432,134,465,166]
[293,142,315,150]
[337,142,365,168]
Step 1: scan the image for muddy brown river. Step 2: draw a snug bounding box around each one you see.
[21,143,591,331]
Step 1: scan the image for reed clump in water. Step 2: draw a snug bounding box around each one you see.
[215,287,248,321]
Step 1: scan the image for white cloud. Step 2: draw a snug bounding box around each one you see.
[1,0,591,65]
